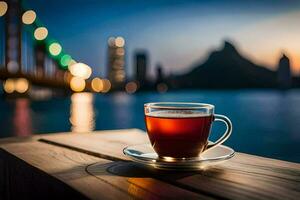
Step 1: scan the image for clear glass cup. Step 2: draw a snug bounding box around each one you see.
[144,102,232,160]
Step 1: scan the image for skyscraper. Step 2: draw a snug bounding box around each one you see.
[277,53,291,89]
[134,51,148,88]
[155,63,164,84]
[107,36,126,90]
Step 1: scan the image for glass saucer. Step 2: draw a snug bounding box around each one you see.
[123,142,235,170]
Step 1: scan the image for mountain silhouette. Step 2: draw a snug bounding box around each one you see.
[168,40,278,89]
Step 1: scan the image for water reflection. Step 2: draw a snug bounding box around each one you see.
[70,92,95,133]
[112,92,134,128]
[13,98,32,136]
[1,90,299,162]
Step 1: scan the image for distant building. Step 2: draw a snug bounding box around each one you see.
[156,63,164,84]
[134,51,148,88]
[155,64,168,93]
[107,37,126,90]
[277,54,291,89]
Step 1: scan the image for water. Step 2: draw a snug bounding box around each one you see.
[0,90,300,163]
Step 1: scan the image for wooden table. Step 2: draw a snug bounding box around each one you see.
[0,129,299,200]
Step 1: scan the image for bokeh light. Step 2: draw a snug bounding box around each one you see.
[15,78,29,93]
[60,54,72,67]
[7,60,19,73]
[108,37,115,47]
[115,37,125,47]
[22,10,36,25]
[116,48,125,56]
[3,78,29,93]
[0,1,8,17]
[91,77,103,92]
[3,79,15,93]
[157,83,168,93]
[49,42,62,56]
[68,59,77,67]
[69,62,92,79]
[125,81,138,94]
[102,79,111,93]
[70,77,86,92]
[34,27,48,40]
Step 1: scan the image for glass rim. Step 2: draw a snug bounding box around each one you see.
[144,102,214,110]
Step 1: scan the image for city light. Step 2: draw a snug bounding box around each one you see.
[34,27,48,40]
[3,78,29,93]
[68,62,92,79]
[3,79,15,93]
[114,70,125,82]
[125,81,138,94]
[22,10,36,25]
[157,83,168,93]
[115,37,125,47]
[60,54,72,67]
[68,59,77,67]
[108,37,115,47]
[15,78,29,93]
[49,42,62,56]
[102,79,111,93]
[7,60,19,73]
[107,36,126,87]
[0,1,8,17]
[91,77,103,92]
[116,48,125,56]
[70,76,86,92]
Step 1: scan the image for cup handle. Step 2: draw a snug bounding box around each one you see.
[206,114,232,151]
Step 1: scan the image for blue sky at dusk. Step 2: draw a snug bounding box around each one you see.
[26,0,300,77]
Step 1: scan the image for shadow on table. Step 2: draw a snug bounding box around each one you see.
[87,161,225,180]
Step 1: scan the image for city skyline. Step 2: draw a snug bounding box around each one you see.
[133,40,297,90]
[25,0,300,78]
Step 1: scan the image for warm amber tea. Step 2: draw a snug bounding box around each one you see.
[145,111,214,158]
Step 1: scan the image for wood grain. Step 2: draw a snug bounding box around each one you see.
[0,140,209,199]
[40,129,148,161]
[86,161,205,200]
[40,129,300,200]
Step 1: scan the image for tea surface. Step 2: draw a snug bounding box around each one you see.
[145,111,214,158]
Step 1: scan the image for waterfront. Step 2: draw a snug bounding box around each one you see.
[1,90,300,162]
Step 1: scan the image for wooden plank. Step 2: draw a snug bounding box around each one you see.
[0,141,128,199]
[86,161,209,200]
[39,129,149,161]
[0,147,87,199]
[41,129,300,200]
[0,140,210,199]
[0,131,70,144]
[0,135,36,144]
